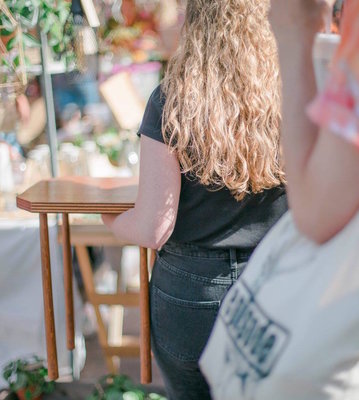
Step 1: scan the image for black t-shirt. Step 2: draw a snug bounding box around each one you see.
[138,86,288,249]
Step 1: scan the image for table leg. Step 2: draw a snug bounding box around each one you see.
[62,213,75,350]
[139,247,152,384]
[39,213,59,380]
[150,249,156,270]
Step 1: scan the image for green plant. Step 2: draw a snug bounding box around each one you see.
[0,0,75,65]
[2,356,55,400]
[87,374,167,400]
[95,130,125,166]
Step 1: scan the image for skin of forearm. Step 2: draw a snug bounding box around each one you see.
[295,129,359,243]
[277,32,359,243]
[102,209,153,248]
[277,36,322,223]
[102,136,181,249]
[278,33,319,175]
[103,205,175,249]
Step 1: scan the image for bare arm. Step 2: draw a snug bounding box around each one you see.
[102,135,181,249]
[270,0,359,243]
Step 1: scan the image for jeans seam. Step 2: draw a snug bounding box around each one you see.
[158,257,232,285]
[153,285,220,308]
[162,247,230,259]
[156,341,199,362]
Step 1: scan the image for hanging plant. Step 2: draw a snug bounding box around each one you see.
[0,0,76,67]
[0,1,27,96]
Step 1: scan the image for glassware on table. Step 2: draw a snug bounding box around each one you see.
[26,145,52,185]
[0,142,15,211]
[0,143,14,193]
[59,143,89,177]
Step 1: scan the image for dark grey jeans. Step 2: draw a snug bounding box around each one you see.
[150,242,253,400]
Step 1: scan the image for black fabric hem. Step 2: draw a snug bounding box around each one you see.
[137,128,166,144]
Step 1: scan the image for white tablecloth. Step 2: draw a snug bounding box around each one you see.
[0,218,85,387]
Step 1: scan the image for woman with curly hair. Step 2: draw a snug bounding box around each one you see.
[102,1,287,398]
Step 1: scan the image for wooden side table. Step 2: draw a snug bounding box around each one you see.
[16,177,152,383]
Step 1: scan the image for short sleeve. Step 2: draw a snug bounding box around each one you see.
[137,85,165,144]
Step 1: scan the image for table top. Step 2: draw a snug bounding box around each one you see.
[16,176,138,214]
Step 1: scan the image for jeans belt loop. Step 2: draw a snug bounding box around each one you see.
[230,248,238,281]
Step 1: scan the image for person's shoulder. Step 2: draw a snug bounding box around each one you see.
[148,85,166,112]
[137,84,166,143]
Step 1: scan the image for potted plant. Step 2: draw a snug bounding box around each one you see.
[2,356,55,400]
[87,374,167,400]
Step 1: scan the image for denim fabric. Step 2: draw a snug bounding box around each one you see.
[150,242,253,400]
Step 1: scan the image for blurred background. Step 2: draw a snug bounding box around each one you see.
[0,0,345,399]
[0,1,185,398]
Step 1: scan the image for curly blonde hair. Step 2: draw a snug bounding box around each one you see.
[162,0,285,200]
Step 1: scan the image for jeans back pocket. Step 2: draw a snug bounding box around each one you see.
[151,285,220,362]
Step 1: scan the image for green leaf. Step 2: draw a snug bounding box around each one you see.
[43,380,55,393]
[52,43,63,53]
[0,15,16,31]
[50,22,63,41]
[122,379,136,392]
[58,7,70,25]
[42,0,54,8]
[48,36,60,47]
[147,394,167,400]
[6,36,17,51]
[12,372,27,390]
[13,55,20,67]
[22,32,40,47]
[0,28,14,36]
[86,395,98,400]
[105,388,123,400]
[123,392,142,400]
[40,13,56,34]
[113,375,127,387]
[13,0,27,11]
[19,7,32,20]
[2,366,12,381]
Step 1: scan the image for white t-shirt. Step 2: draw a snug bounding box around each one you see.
[200,211,359,400]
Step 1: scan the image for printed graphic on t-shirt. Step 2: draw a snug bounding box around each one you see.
[218,280,290,397]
